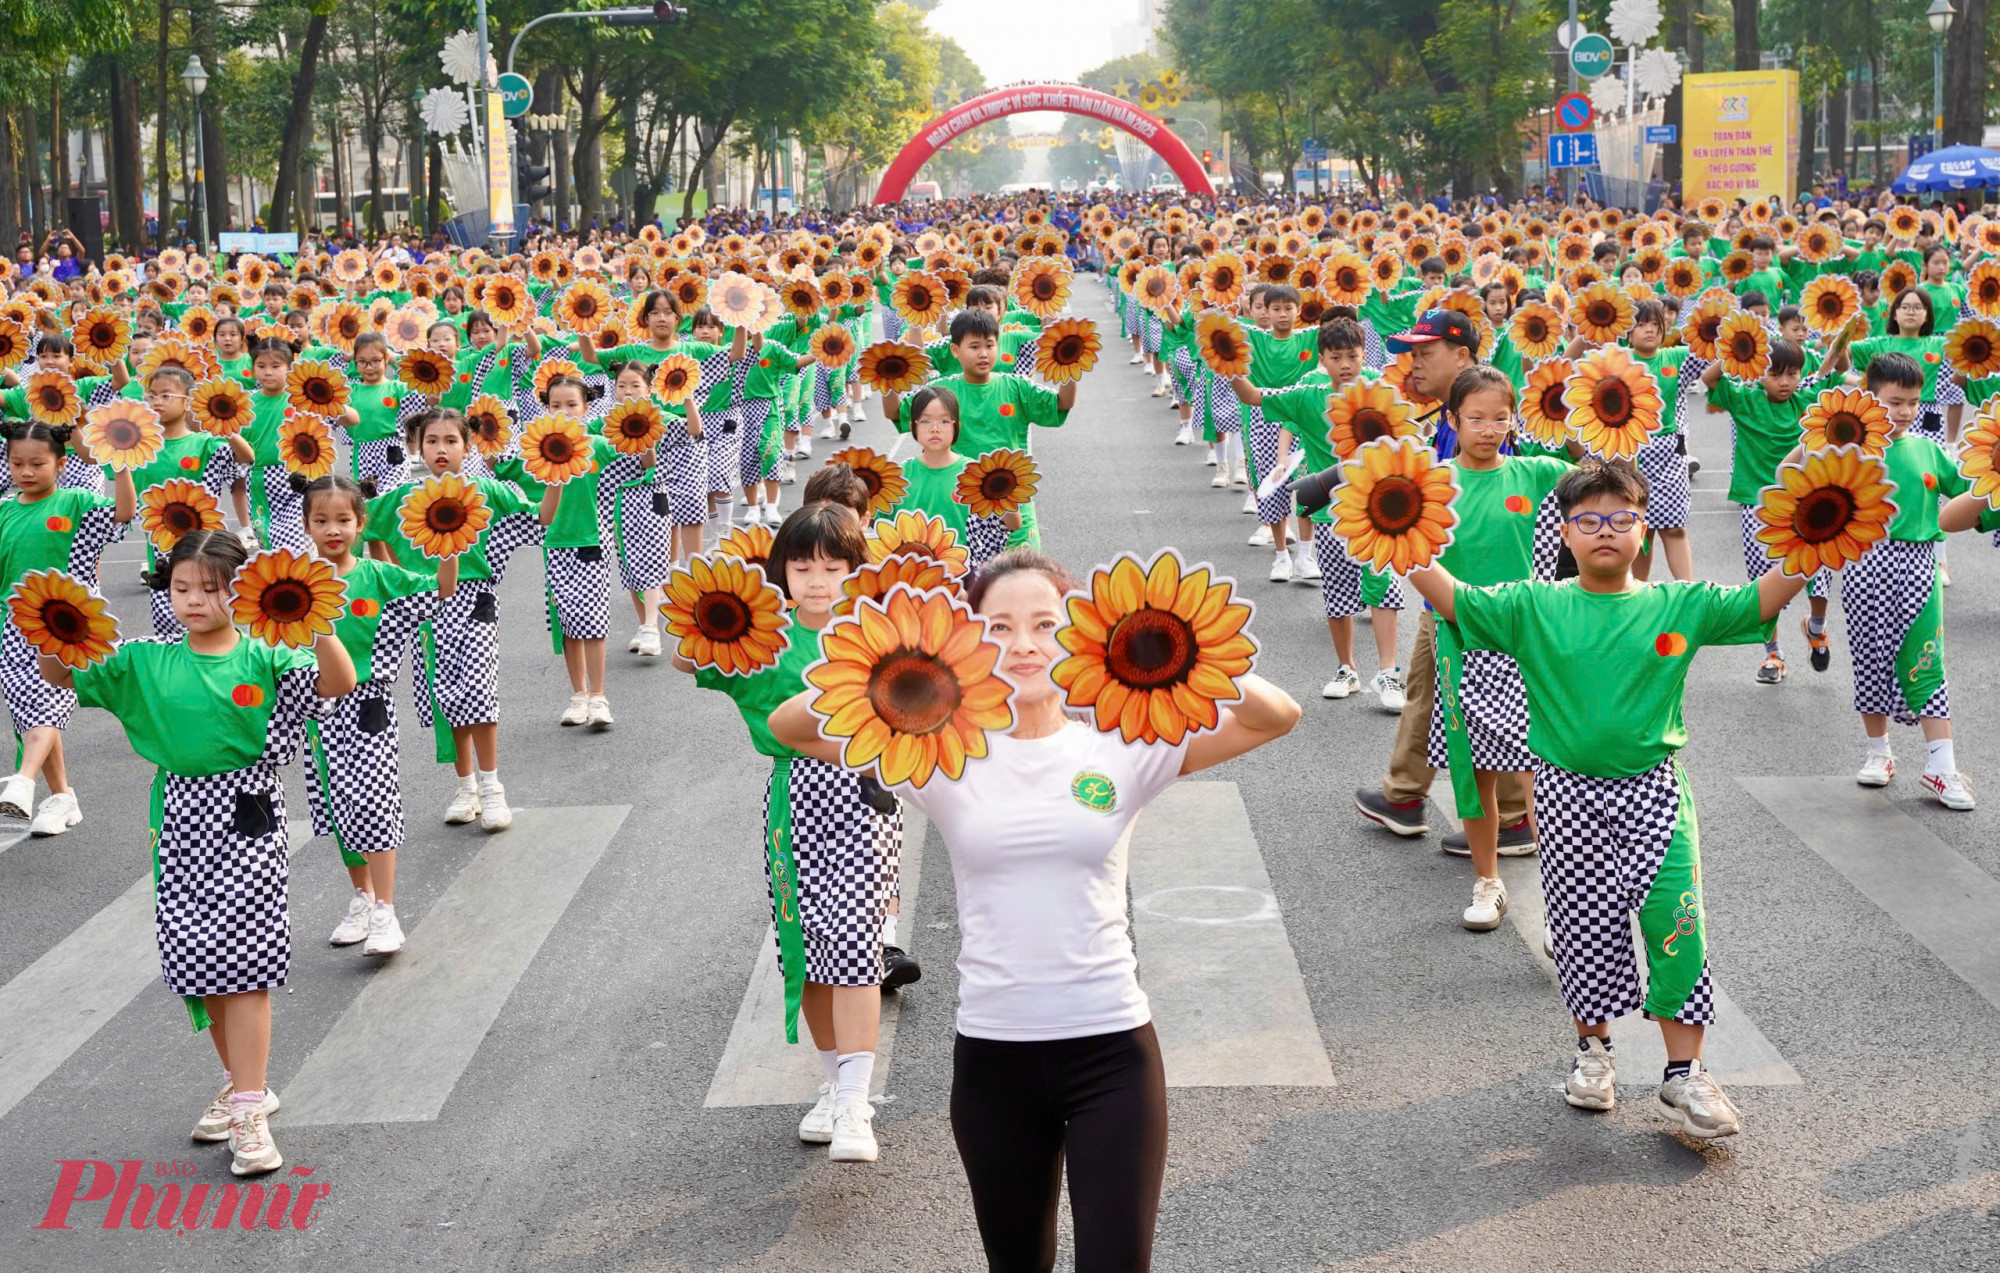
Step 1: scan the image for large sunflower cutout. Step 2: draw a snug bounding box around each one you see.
[826,446,909,517]
[954,449,1040,517]
[714,523,775,563]
[1562,347,1664,460]
[1798,387,1892,455]
[287,359,349,417]
[651,352,701,405]
[867,509,971,578]
[192,377,252,436]
[1329,437,1460,574]
[1714,311,1772,383]
[1800,274,1860,335]
[398,348,455,396]
[835,553,961,617]
[1012,258,1072,319]
[809,324,856,370]
[660,554,792,676]
[465,394,514,457]
[1945,316,2000,381]
[1751,447,1897,576]
[858,341,931,394]
[81,400,165,472]
[892,272,948,327]
[23,372,80,427]
[1036,318,1101,385]
[1517,358,1576,450]
[1508,302,1564,362]
[232,548,347,648]
[397,472,492,559]
[9,570,118,668]
[1956,403,2000,505]
[520,414,597,486]
[604,400,666,455]
[1195,312,1251,378]
[1324,381,1419,460]
[138,480,225,553]
[279,413,337,480]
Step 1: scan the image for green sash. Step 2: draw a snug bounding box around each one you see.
[542,547,565,656]
[149,770,212,1033]
[1894,567,1947,716]
[766,757,808,1044]
[419,621,456,764]
[306,721,367,868]
[248,465,274,548]
[1434,619,1486,820]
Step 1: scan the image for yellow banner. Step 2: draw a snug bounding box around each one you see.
[486,93,514,238]
[1681,70,1799,205]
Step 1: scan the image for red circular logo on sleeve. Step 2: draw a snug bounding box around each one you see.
[1660,364,1678,378]
[1923,472,1938,490]
[1504,495,1532,514]
[350,598,380,618]
[231,683,266,707]
[178,456,200,470]
[45,516,71,532]
[1655,632,1688,657]
[1299,349,1313,361]
[998,403,1016,417]
[1000,354,1014,365]
[458,373,471,384]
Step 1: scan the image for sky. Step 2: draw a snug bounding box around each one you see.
[923,0,1150,134]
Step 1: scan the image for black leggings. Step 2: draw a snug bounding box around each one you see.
[950,1023,1169,1273]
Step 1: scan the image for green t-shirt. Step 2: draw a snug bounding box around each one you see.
[495,435,622,549]
[1633,347,1691,435]
[73,634,316,776]
[329,557,436,682]
[1734,267,1789,304]
[1882,432,1969,543]
[1437,455,1569,585]
[694,620,823,758]
[1707,375,1815,504]
[0,488,121,592]
[741,341,802,401]
[110,429,227,496]
[1453,578,1774,777]
[245,389,289,467]
[894,373,1066,544]
[0,376,110,420]
[894,453,975,542]
[1852,334,1947,401]
[347,378,405,445]
[363,472,535,583]
[1244,325,1319,389]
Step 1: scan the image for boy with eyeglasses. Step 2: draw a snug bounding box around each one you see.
[1406,458,1874,1138]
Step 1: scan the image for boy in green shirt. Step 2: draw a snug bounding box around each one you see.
[1409,457,1843,1139]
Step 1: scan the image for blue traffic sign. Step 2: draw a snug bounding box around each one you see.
[1302,137,1327,161]
[1555,93,1592,132]
[1547,133,1599,169]
[1644,124,1678,145]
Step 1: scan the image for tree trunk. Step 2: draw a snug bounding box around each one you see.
[1731,0,1759,71]
[1869,52,1883,185]
[0,107,18,253]
[265,8,329,235]
[1825,77,1849,191]
[426,138,442,234]
[1796,93,1818,195]
[190,3,230,234]
[22,103,44,242]
[572,56,602,231]
[1942,0,1987,148]
[682,119,729,224]
[49,72,67,233]
[533,68,565,226]
[366,125,385,236]
[155,0,170,246]
[109,62,146,251]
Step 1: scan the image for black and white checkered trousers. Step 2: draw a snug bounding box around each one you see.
[1312,523,1405,618]
[1244,404,1296,523]
[544,547,612,642]
[1738,504,1833,606]
[1838,537,1949,722]
[1635,427,1691,529]
[766,756,900,986]
[304,679,407,855]
[1427,648,1534,772]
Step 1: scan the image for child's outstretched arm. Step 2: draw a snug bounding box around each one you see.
[1405,563,1461,623]
[313,626,359,698]
[1756,565,1812,622]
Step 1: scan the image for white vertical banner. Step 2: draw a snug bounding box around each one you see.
[486,95,514,239]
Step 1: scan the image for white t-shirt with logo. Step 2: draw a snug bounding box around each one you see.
[894,720,1188,1041]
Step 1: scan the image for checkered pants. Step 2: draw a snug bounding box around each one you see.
[1363,320,1389,370]
[706,415,742,494]
[305,679,405,856]
[812,361,847,413]
[256,465,310,552]
[154,762,294,997]
[737,399,779,485]
[1532,757,1717,1027]
[147,586,182,639]
[351,438,409,488]
[660,442,709,526]
[1140,311,1165,357]
[1427,649,1534,771]
[417,580,502,730]
[545,547,612,642]
[1739,504,1832,604]
[1208,381,1241,437]
[3,619,76,733]
[1839,538,1949,722]
[1313,523,1405,617]
[766,757,900,986]
[1169,347,1202,408]
[1635,427,1691,529]
[1244,404,1295,523]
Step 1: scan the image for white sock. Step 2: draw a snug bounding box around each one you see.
[1290,540,1309,559]
[834,1051,875,1106]
[476,767,501,790]
[1925,738,1955,775]
[458,772,477,792]
[1867,734,1892,756]
[374,899,394,914]
[1273,549,1289,564]
[880,913,898,947]
[817,1047,841,1085]
[713,495,735,528]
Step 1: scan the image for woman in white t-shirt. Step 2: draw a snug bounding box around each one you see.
[773,550,1300,1272]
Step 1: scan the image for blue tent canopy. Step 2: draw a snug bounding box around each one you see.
[1891,145,2000,193]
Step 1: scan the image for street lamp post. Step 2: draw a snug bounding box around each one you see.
[181,56,209,251]
[1926,0,1955,151]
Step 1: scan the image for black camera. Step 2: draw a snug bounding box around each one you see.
[1289,463,1345,515]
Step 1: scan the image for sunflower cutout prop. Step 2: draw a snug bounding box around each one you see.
[867,510,971,578]
[1714,311,1772,382]
[450,395,507,466]
[858,341,931,394]
[1880,260,1917,300]
[1194,312,1251,378]
[1518,358,1577,450]
[287,359,349,418]
[827,447,910,517]
[1130,264,1179,314]
[23,372,80,427]
[805,584,1013,788]
[8,570,118,669]
[1504,302,1563,363]
[714,523,775,563]
[1570,282,1635,346]
[1800,274,1860,335]
[231,548,347,648]
[1035,317,1101,386]
[1323,382,1420,460]
[781,278,823,321]
[1202,253,1248,307]
[1798,387,1892,455]
[605,400,667,455]
[651,352,702,405]
[1661,258,1706,299]
[1680,292,1736,360]
[1796,224,1839,264]
[709,273,764,327]
[75,307,131,366]
[1051,550,1256,747]
[0,315,28,372]
[532,357,583,401]
[192,377,252,436]
[1945,316,2000,381]
[809,324,857,370]
[138,480,225,553]
[398,348,455,396]
[659,554,792,677]
[397,472,492,559]
[818,273,850,308]
[323,302,366,355]
[1013,258,1073,320]
[1967,261,2000,318]
[79,400,165,472]
[484,278,530,328]
[332,250,369,285]
[1752,448,1897,577]
[278,414,336,480]
[835,553,961,617]
[520,414,596,487]
[384,308,428,352]
[1956,404,2000,505]
[1561,347,1663,461]
[954,449,1040,518]
[1885,207,1921,242]
[671,275,709,314]
[1330,437,1461,574]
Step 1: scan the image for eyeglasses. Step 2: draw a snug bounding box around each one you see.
[1566,510,1643,534]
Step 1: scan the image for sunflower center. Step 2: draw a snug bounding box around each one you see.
[1967,336,1994,364]
[867,651,961,735]
[1104,608,1199,691]
[1825,411,1864,446]
[1539,386,1568,420]
[426,498,468,533]
[854,468,883,498]
[43,599,88,644]
[979,469,1018,501]
[1053,336,1085,363]
[1729,332,1758,362]
[1591,378,1634,425]
[105,421,140,449]
[1796,485,1857,543]
[1816,295,1844,318]
[543,437,575,464]
[1366,475,1425,534]
[163,502,200,534]
[695,590,752,642]
[261,579,315,623]
[1350,409,1393,443]
[1586,302,1615,328]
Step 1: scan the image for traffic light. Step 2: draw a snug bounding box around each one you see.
[1202,149,1213,166]
[516,135,553,204]
[604,2,685,24]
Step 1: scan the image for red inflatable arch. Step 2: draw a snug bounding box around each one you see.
[873,83,1215,205]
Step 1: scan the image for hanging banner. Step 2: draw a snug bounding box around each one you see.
[1681,70,1799,205]
[486,92,514,239]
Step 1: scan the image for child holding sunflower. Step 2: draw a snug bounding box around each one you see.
[727,326,804,530]
[1231,284,1321,582]
[300,473,460,957]
[364,408,543,831]
[671,502,902,1165]
[1850,288,1952,442]
[242,336,316,552]
[602,359,690,656]
[41,528,358,1176]
[125,366,254,636]
[0,419,137,835]
[893,386,1017,566]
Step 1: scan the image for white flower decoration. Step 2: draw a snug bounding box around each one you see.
[1633,47,1685,98]
[1607,0,1663,46]
[420,87,471,137]
[1588,72,1628,117]
[439,31,495,86]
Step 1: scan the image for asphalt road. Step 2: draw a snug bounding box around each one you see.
[3,285,1999,1271]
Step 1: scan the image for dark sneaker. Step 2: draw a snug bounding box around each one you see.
[1442,818,1537,857]
[1756,654,1786,684]
[881,945,922,991]
[1354,787,1429,837]
[1801,618,1830,672]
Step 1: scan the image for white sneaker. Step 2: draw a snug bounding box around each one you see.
[363,903,405,956]
[560,692,590,726]
[1462,876,1508,931]
[1856,750,1895,787]
[1291,545,1320,582]
[820,420,841,439]
[1268,549,1292,582]
[1248,524,1273,547]
[228,1108,283,1176]
[1371,668,1407,714]
[28,790,79,836]
[1128,352,1146,365]
[1174,422,1193,445]
[798,1084,837,1144]
[1322,665,1360,699]
[193,1084,278,1142]
[780,459,797,484]
[1565,1037,1617,1111]
[444,785,481,825]
[741,504,765,526]
[478,781,513,831]
[1204,446,1220,467]
[849,406,867,425]
[236,526,260,551]
[1231,469,1249,488]
[828,1100,878,1163]
[586,695,614,729]
[329,889,373,945]
[1241,491,1257,515]
[797,436,814,457]
[763,503,786,527]
[1920,769,1975,810]
[1150,382,1169,398]
[1211,468,1231,489]
[634,627,662,657]
[0,773,33,820]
